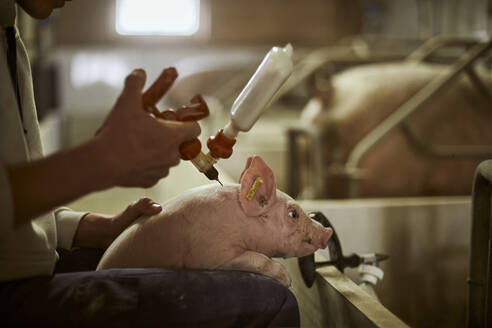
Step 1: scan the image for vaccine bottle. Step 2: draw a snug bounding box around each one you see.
[206,43,294,159]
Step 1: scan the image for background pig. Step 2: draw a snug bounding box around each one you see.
[97,156,332,286]
[298,61,492,198]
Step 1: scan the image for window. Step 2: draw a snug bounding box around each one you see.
[116,0,200,36]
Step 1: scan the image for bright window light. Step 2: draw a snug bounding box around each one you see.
[116,0,199,36]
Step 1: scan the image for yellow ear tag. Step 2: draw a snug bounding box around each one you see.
[246,177,264,201]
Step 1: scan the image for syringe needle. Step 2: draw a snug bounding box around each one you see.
[215,178,223,186]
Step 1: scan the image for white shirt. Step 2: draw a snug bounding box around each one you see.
[0,0,86,282]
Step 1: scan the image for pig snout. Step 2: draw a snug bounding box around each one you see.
[306,220,333,250]
[322,227,333,248]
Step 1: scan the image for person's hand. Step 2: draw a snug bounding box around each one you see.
[94,69,201,189]
[73,197,162,249]
[7,68,196,224]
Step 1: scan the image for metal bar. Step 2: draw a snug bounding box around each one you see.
[345,40,492,196]
[401,38,492,159]
[287,128,303,199]
[467,160,492,328]
[466,67,492,101]
[311,129,327,199]
[407,36,482,62]
[287,127,329,199]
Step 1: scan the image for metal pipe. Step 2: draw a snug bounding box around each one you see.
[286,127,329,199]
[407,36,481,62]
[287,128,302,198]
[467,160,492,327]
[465,67,492,101]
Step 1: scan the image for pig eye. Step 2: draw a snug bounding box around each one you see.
[288,209,298,219]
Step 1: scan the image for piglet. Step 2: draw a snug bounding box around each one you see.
[97,156,333,286]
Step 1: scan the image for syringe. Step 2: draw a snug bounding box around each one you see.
[142,43,294,185]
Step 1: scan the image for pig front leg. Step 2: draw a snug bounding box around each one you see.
[218,251,291,287]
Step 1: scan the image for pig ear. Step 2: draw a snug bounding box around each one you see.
[239,156,277,216]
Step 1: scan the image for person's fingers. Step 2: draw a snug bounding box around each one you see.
[158,120,201,143]
[123,69,147,95]
[133,197,162,215]
[141,201,162,215]
[142,67,178,109]
[166,151,181,167]
[121,197,161,221]
[160,167,170,179]
[120,198,146,222]
[181,121,201,139]
[140,168,170,188]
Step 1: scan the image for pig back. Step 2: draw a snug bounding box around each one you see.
[97,184,245,270]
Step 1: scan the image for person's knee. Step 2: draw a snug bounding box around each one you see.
[275,289,300,327]
[252,276,300,327]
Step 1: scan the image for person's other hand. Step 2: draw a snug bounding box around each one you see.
[74,197,162,249]
[95,69,201,189]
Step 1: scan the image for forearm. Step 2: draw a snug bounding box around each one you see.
[7,136,112,226]
[73,213,113,249]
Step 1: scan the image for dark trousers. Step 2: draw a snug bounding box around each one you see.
[0,249,300,327]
